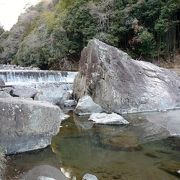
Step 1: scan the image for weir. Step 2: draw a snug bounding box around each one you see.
[0,70,78,85]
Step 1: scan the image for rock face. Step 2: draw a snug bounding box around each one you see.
[73,39,180,114]
[74,95,103,115]
[0,98,66,154]
[89,113,129,125]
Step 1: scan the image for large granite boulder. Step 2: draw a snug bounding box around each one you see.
[0,97,67,154]
[73,39,180,114]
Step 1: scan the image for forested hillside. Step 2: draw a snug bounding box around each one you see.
[0,0,179,70]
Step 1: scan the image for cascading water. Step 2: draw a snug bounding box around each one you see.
[0,70,78,105]
[0,70,78,85]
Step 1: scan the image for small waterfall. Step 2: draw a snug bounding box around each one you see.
[0,70,78,85]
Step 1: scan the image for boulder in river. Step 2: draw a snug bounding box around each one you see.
[0,97,67,154]
[10,86,38,98]
[73,39,180,114]
[74,95,103,115]
[0,91,12,98]
[89,113,129,125]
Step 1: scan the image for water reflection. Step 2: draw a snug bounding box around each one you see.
[5,110,180,180]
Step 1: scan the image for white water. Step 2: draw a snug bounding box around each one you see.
[0,70,78,85]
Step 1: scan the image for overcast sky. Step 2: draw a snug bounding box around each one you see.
[0,0,41,30]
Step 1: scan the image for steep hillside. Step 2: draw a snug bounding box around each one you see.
[0,0,179,70]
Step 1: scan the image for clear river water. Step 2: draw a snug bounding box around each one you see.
[4,110,180,180]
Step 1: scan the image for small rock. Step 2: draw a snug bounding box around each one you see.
[82,173,98,180]
[64,100,77,107]
[89,113,129,125]
[22,165,67,180]
[75,96,103,115]
[37,176,56,180]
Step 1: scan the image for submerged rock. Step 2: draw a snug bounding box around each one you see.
[100,132,141,151]
[74,95,103,115]
[73,39,180,114]
[89,113,129,125]
[0,97,67,154]
[82,173,98,180]
[159,160,180,178]
[21,165,68,180]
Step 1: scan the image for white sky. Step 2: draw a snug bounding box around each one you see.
[0,0,41,30]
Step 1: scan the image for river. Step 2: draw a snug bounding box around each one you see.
[4,110,180,180]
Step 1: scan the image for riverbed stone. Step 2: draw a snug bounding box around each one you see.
[73,39,180,114]
[89,113,129,125]
[64,100,77,107]
[21,165,68,180]
[159,160,180,178]
[100,132,140,151]
[82,173,98,180]
[34,83,73,105]
[74,95,103,115]
[0,97,67,154]
[0,91,12,98]
[10,86,38,98]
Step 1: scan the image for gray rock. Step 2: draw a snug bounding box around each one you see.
[0,97,67,154]
[34,83,73,105]
[73,39,180,114]
[0,91,11,98]
[11,86,38,98]
[0,79,5,86]
[89,113,129,125]
[20,165,67,180]
[0,148,5,179]
[82,173,98,180]
[74,95,103,115]
[64,100,77,107]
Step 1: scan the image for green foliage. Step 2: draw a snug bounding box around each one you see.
[137,30,156,57]
[3,0,180,69]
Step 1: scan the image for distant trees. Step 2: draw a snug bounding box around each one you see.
[0,26,5,55]
[0,0,179,69]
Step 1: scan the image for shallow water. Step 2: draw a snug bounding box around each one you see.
[4,111,180,180]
